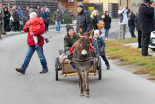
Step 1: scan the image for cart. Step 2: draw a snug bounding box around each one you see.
[55,54,102,81]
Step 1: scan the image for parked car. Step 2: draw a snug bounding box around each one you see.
[149,31,155,51]
[60,9,75,20]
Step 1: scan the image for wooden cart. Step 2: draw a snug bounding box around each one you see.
[55,54,102,81]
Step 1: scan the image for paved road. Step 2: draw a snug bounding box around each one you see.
[0,28,155,104]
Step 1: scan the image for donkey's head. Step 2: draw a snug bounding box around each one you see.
[79,25,93,37]
[77,37,91,60]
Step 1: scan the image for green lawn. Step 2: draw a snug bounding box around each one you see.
[105,38,155,75]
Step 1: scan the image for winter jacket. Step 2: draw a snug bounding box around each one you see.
[92,36,105,56]
[64,33,79,52]
[103,15,111,29]
[135,13,141,31]
[18,9,23,19]
[12,11,20,22]
[139,3,154,34]
[118,8,128,25]
[76,9,92,33]
[91,16,99,30]
[4,10,10,24]
[39,12,45,18]
[54,11,63,21]
[0,14,2,24]
[128,13,136,27]
[23,21,45,46]
[44,12,50,24]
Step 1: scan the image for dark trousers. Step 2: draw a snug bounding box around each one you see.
[14,22,19,31]
[129,26,136,38]
[138,31,142,47]
[101,55,109,67]
[45,23,49,32]
[142,33,151,56]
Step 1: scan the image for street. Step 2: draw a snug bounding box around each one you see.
[0,26,155,104]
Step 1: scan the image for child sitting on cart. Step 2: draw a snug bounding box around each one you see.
[26,12,49,48]
[92,30,110,70]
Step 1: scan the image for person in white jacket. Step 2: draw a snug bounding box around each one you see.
[118,6,128,39]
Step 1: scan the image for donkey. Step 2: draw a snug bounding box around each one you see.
[71,36,96,97]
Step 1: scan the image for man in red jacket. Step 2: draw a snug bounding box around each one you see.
[16,12,48,74]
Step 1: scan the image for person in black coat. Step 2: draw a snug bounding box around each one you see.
[90,10,99,30]
[12,8,20,31]
[139,0,154,56]
[0,12,2,39]
[4,7,10,33]
[44,8,51,32]
[135,12,142,48]
[128,11,136,38]
[76,3,92,34]
[103,11,111,40]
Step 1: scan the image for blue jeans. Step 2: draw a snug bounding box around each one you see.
[105,29,110,38]
[55,21,61,32]
[129,26,136,38]
[21,45,48,71]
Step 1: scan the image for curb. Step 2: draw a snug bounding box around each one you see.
[1,24,76,39]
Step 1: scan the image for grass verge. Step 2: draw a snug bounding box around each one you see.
[105,38,155,75]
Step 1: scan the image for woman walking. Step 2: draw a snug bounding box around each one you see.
[44,8,50,32]
[103,11,111,40]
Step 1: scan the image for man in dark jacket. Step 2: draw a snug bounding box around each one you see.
[135,12,142,48]
[76,3,92,34]
[139,0,154,56]
[12,8,20,31]
[128,11,136,38]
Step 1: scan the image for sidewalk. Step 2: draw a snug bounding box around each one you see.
[0,21,77,39]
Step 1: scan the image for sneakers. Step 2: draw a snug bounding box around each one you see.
[35,43,39,49]
[16,68,25,74]
[45,38,49,43]
[107,65,110,70]
[40,70,48,74]
[105,37,108,40]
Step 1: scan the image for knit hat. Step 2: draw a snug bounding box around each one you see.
[66,25,74,32]
[77,3,84,8]
[29,12,37,17]
[143,0,150,3]
[94,30,99,35]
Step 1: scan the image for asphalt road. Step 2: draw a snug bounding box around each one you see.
[0,27,155,104]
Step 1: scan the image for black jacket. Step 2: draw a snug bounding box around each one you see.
[76,9,92,33]
[103,15,111,29]
[12,11,20,22]
[64,33,79,52]
[91,16,99,30]
[135,13,141,31]
[139,3,154,34]
[4,10,10,24]
[128,13,135,27]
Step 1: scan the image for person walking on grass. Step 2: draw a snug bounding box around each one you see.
[16,12,48,74]
[128,11,136,38]
[103,11,111,40]
[118,5,129,39]
[92,30,110,70]
[53,8,64,32]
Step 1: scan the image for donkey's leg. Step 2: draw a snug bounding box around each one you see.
[78,70,84,96]
[85,69,90,97]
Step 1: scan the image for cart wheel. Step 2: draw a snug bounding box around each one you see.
[98,66,102,80]
[55,68,59,81]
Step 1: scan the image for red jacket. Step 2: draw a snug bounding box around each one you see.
[23,22,45,46]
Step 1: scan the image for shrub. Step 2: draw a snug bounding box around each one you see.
[62,13,73,24]
[50,13,72,24]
